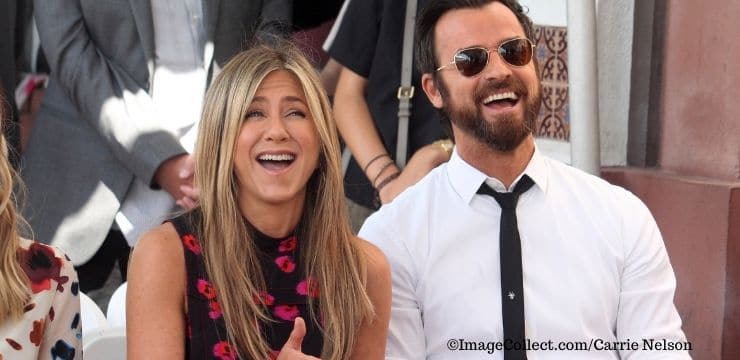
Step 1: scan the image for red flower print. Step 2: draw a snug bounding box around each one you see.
[269,350,280,360]
[275,256,296,273]
[183,234,201,254]
[213,341,236,360]
[24,303,35,313]
[19,242,69,293]
[296,278,320,298]
[254,291,275,306]
[208,300,223,320]
[197,279,217,300]
[278,236,297,252]
[30,318,45,346]
[273,305,300,321]
[6,338,22,350]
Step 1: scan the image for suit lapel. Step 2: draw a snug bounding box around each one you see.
[129,0,155,88]
[204,0,220,68]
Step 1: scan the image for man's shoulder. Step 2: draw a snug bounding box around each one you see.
[382,164,448,212]
[359,166,450,269]
[361,165,448,235]
[547,157,623,191]
[544,156,647,212]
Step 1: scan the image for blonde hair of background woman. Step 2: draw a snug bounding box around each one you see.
[0,101,30,323]
[193,40,375,359]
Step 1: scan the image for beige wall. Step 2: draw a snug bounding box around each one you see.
[659,0,740,181]
[607,1,740,358]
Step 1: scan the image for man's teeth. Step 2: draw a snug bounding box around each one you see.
[483,91,518,104]
[258,154,295,161]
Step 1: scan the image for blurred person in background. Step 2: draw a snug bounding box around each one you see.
[21,0,290,310]
[291,0,343,69]
[325,0,452,232]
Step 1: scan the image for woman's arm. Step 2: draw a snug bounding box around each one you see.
[351,239,392,359]
[127,223,187,359]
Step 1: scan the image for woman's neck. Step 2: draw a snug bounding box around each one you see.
[238,192,306,238]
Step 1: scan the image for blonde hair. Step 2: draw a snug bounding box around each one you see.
[193,40,374,359]
[0,103,30,323]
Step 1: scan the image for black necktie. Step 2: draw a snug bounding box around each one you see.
[477,175,534,360]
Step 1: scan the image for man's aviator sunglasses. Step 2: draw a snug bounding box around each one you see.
[436,38,536,77]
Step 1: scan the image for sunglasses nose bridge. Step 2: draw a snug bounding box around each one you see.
[480,46,514,78]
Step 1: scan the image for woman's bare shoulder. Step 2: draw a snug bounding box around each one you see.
[132,222,183,262]
[128,222,187,295]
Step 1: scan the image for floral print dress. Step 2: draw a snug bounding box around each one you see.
[170,213,323,360]
[0,239,81,360]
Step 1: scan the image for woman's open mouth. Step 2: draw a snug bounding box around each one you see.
[257,153,296,172]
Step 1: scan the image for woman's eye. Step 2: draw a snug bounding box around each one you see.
[286,110,306,118]
[245,110,264,119]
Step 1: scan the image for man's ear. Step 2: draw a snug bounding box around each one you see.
[421,73,444,109]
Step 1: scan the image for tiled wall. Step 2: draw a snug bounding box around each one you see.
[533,24,569,141]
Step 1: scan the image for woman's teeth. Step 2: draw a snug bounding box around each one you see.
[258,154,295,161]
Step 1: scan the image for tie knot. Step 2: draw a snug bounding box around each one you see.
[477,175,534,210]
[493,192,519,209]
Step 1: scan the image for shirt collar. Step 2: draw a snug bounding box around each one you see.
[447,144,550,204]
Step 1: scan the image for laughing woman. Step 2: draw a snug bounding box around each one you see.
[127,39,391,360]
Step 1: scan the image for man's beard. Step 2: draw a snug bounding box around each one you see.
[438,76,541,152]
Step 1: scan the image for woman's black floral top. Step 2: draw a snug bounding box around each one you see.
[169,213,323,359]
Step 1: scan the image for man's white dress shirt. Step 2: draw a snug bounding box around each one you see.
[116,0,207,244]
[359,148,690,359]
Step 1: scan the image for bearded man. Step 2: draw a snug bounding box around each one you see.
[358,1,691,359]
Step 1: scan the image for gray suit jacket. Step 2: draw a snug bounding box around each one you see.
[22,0,291,265]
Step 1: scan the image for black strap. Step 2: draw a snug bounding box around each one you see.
[477,175,534,360]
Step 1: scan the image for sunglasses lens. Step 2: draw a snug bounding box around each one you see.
[454,48,489,77]
[448,39,533,77]
[499,38,533,66]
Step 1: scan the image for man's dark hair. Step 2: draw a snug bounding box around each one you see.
[415,0,535,75]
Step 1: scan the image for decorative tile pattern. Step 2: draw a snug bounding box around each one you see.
[533,25,570,141]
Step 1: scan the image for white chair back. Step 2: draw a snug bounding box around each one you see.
[80,291,127,359]
[106,283,128,328]
[82,327,127,360]
[79,292,109,340]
